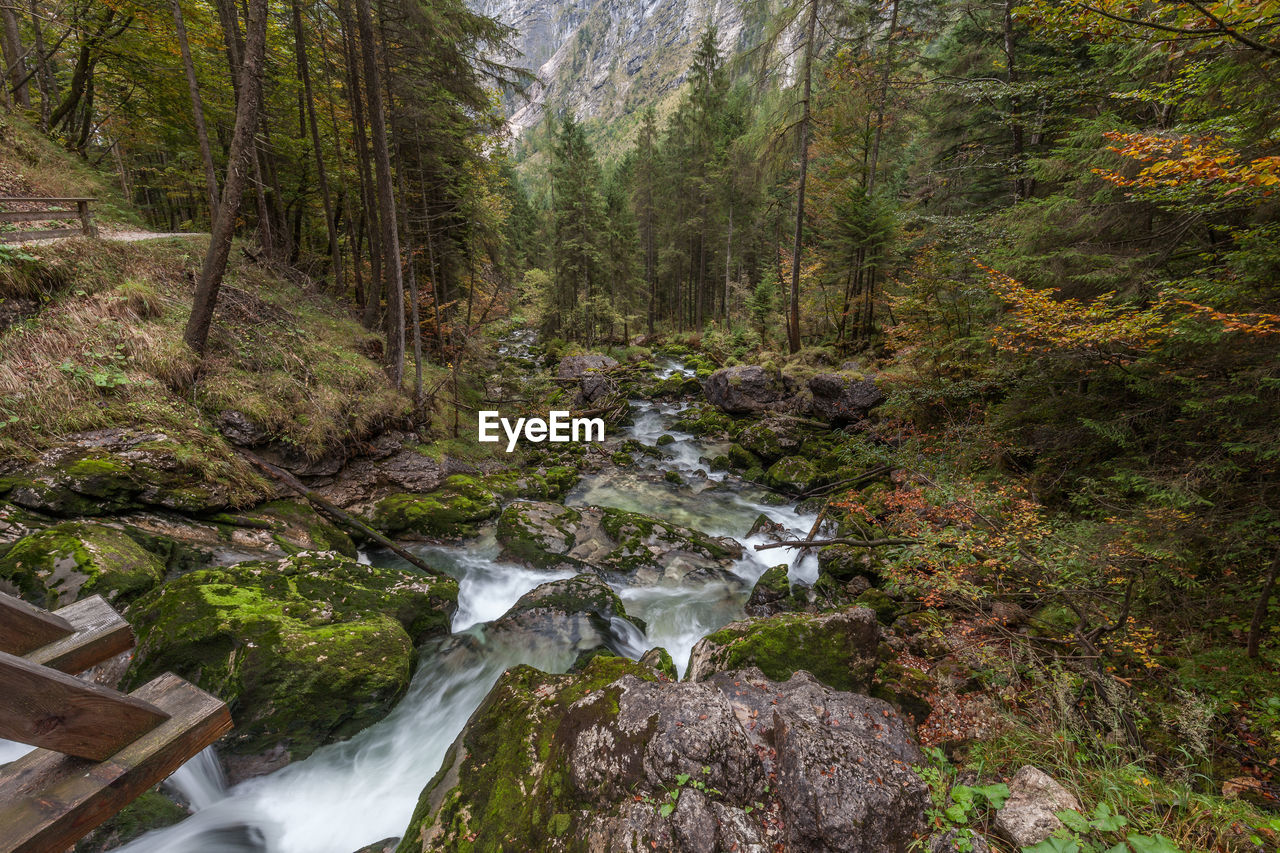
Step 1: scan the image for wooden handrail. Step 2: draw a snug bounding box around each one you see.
[0,197,96,203]
[0,652,170,761]
[26,596,134,676]
[0,593,74,657]
[0,673,233,853]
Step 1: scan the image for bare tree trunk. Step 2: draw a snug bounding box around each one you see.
[30,0,54,128]
[353,0,404,384]
[185,0,269,357]
[172,0,220,223]
[291,0,339,289]
[1,3,29,107]
[866,0,899,194]
[787,0,817,354]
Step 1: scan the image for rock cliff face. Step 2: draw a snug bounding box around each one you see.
[475,0,785,137]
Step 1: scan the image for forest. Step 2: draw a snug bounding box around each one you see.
[0,0,1277,851]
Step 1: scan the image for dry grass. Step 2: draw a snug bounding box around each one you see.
[0,238,411,503]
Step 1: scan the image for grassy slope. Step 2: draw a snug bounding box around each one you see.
[0,115,412,506]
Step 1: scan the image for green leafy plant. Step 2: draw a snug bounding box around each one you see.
[1021,803,1183,853]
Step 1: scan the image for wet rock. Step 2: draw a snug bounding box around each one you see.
[489,574,643,657]
[762,455,821,494]
[0,501,48,545]
[743,564,796,617]
[217,409,269,446]
[703,365,790,414]
[745,513,787,541]
[0,521,165,609]
[686,606,881,692]
[2,428,247,516]
[639,646,677,680]
[124,551,458,779]
[807,372,884,425]
[371,475,501,539]
[396,662,926,852]
[496,500,742,586]
[671,402,736,438]
[557,353,618,379]
[351,839,398,853]
[994,765,1082,847]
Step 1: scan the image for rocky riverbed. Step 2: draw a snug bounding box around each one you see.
[0,338,1053,852]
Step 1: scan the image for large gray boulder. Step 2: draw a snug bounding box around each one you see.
[994,765,1082,847]
[487,573,644,658]
[557,353,618,379]
[395,662,927,852]
[807,372,884,424]
[703,365,789,414]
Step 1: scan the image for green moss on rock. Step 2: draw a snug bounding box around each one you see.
[73,790,188,852]
[0,521,165,609]
[372,475,501,538]
[686,607,881,692]
[124,551,457,761]
[763,456,822,494]
[395,657,661,852]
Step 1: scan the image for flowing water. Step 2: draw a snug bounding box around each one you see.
[86,359,823,853]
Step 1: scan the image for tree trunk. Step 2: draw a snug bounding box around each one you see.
[185,0,269,357]
[787,0,817,354]
[353,0,404,384]
[866,0,899,194]
[291,0,339,289]
[1247,557,1279,658]
[1,2,29,107]
[172,0,220,223]
[30,0,54,128]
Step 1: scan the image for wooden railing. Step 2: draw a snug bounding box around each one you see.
[0,197,97,243]
[0,591,231,853]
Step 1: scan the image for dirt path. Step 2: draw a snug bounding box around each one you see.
[10,229,205,246]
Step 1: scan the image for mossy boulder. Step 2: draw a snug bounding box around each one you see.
[496,501,742,585]
[685,606,882,692]
[703,365,791,414]
[671,402,737,438]
[124,551,458,768]
[737,417,805,465]
[744,564,801,617]
[215,499,357,557]
[763,455,821,494]
[0,521,165,609]
[817,544,878,584]
[490,574,644,659]
[394,663,926,853]
[482,466,579,502]
[3,429,250,517]
[372,475,501,539]
[726,443,758,470]
[855,588,901,625]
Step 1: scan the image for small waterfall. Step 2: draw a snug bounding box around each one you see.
[115,356,821,853]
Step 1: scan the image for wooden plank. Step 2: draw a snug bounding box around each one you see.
[0,593,74,657]
[0,652,169,760]
[0,673,232,853]
[0,228,78,243]
[0,210,80,223]
[26,596,134,676]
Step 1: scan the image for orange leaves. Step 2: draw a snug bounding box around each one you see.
[975,260,1167,360]
[1095,132,1280,194]
[976,259,1280,363]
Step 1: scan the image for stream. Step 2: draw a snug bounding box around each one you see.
[82,359,822,853]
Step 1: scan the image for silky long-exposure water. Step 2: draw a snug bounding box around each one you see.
[100,361,822,853]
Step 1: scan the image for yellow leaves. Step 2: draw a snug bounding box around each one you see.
[975,259,1280,362]
[1095,132,1280,196]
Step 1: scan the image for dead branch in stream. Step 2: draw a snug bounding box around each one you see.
[237,449,442,577]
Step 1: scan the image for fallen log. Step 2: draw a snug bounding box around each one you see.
[237,450,443,577]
